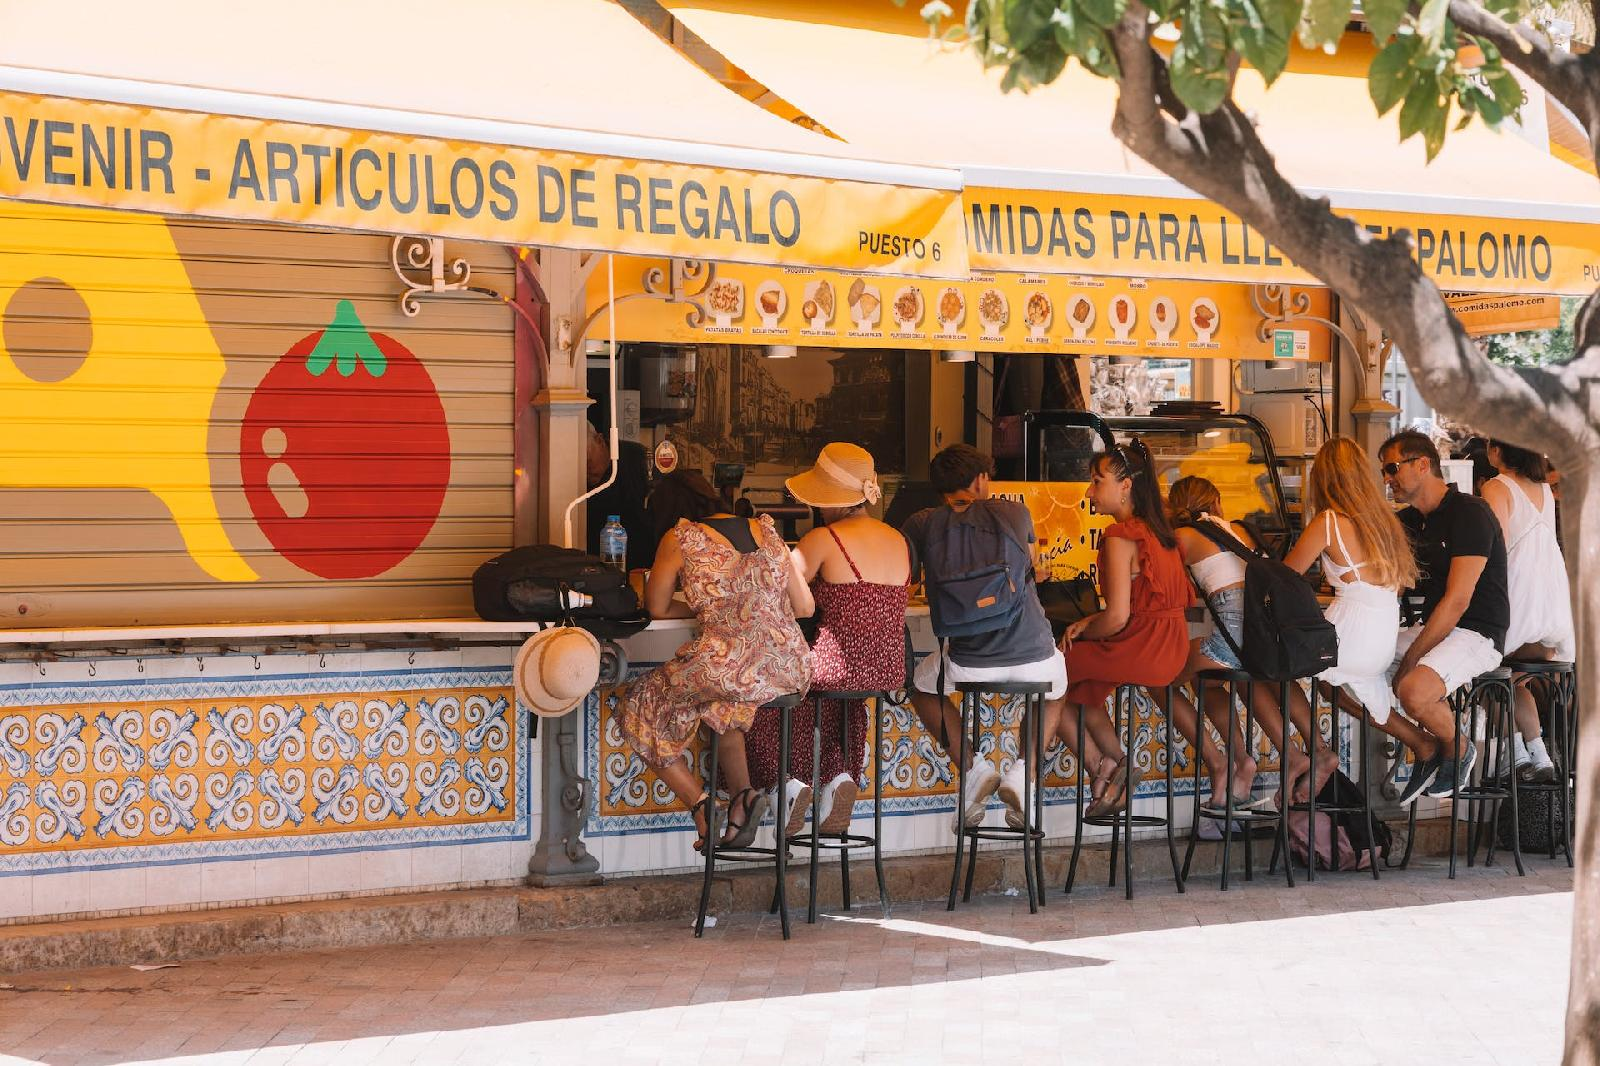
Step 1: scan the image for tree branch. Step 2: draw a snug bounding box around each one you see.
[1449,0,1600,142]
[1105,0,1599,464]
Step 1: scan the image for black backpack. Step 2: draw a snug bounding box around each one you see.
[917,502,1035,639]
[1189,521,1338,681]
[472,545,641,625]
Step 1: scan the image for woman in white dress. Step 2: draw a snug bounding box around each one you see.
[1481,440,1572,782]
[1284,437,1418,800]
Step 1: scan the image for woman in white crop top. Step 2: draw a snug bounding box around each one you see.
[1284,438,1417,800]
[1151,477,1303,813]
[1481,439,1571,782]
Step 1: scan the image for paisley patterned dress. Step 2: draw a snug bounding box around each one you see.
[621,514,812,768]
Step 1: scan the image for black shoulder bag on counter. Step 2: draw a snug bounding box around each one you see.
[472,545,649,639]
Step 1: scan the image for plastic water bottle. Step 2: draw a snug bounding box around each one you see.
[600,515,627,572]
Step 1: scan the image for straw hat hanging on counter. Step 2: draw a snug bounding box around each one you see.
[786,442,881,509]
[513,625,602,717]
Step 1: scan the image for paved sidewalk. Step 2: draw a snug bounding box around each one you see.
[0,859,1573,1066]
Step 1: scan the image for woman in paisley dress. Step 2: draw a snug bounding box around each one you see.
[745,444,911,838]
[621,470,814,851]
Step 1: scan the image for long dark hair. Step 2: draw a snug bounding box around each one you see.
[1490,439,1548,483]
[1094,437,1177,548]
[648,469,722,544]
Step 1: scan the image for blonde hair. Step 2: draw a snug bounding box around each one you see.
[1306,437,1417,590]
[1167,476,1223,526]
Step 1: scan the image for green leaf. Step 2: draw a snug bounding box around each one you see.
[1005,0,1059,52]
[1079,26,1122,76]
[1170,4,1230,115]
[1368,36,1416,114]
[1300,0,1353,49]
[1075,0,1124,30]
[1231,0,1292,82]
[1422,95,1450,159]
[306,300,387,378]
[1460,82,1505,125]
[1362,0,1407,40]
[1398,78,1443,142]
[1416,0,1450,47]
[1485,65,1525,118]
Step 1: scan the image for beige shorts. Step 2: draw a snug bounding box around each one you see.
[1385,624,1504,709]
[912,647,1068,701]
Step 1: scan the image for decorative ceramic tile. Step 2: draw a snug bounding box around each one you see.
[0,659,527,874]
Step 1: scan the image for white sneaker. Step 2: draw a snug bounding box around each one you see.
[777,777,811,839]
[817,773,858,835]
[951,758,1000,833]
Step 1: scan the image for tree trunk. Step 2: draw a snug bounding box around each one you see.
[1563,463,1600,1066]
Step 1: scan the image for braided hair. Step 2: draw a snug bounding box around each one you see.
[1093,437,1177,548]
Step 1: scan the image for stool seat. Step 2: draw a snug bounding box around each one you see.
[1503,659,1574,675]
[1194,667,1261,682]
[1475,667,1514,682]
[762,692,808,711]
[954,680,1052,695]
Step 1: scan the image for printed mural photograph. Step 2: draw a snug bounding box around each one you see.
[0,0,1596,1063]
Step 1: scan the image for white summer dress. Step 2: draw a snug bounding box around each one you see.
[1492,474,1574,660]
[1315,511,1403,723]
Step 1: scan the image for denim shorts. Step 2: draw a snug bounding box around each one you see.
[1198,586,1245,670]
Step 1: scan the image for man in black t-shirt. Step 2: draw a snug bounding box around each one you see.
[903,445,1067,834]
[1381,431,1509,803]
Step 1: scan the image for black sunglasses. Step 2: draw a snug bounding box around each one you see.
[1381,456,1425,477]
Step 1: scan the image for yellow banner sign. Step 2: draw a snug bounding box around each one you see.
[590,258,1330,360]
[966,187,1597,296]
[0,91,967,278]
[1444,292,1563,336]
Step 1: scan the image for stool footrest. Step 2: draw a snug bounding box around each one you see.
[1193,809,1281,824]
[1083,813,1169,828]
[709,847,788,863]
[788,833,877,851]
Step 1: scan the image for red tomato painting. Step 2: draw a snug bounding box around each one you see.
[241,300,451,579]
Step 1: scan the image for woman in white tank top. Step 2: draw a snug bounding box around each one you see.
[1153,477,1303,812]
[1284,438,1416,800]
[1481,440,1571,781]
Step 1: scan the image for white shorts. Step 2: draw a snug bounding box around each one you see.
[1386,624,1504,708]
[912,647,1068,701]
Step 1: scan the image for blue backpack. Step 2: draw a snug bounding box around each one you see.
[918,502,1034,639]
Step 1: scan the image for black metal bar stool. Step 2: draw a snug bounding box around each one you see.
[1401,667,1523,879]
[1273,682,1382,881]
[695,691,806,939]
[1501,659,1575,866]
[946,680,1050,913]
[1181,670,1295,891]
[1066,682,1184,900]
[788,688,894,922]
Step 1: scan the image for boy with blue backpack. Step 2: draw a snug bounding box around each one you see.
[902,444,1067,832]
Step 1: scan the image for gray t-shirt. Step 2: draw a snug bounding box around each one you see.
[902,498,1057,668]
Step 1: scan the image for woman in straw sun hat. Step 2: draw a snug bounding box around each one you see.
[745,443,911,840]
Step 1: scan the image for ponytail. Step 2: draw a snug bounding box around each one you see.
[1098,437,1177,548]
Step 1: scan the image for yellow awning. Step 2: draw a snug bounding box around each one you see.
[0,0,966,276]
[663,0,1600,294]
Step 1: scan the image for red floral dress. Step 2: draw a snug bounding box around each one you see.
[621,515,812,768]
[1065,518,1193,708]
[748,528,910,790]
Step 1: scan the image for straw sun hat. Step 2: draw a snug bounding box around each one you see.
[786,442,881,509]
[513,625,602,718]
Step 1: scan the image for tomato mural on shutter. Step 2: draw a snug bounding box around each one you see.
[240,300,452,580]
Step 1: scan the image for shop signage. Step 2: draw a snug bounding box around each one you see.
[965,186,1598,297]
[589,258,1331,361]
[653,439,679,474]
[1443,292,1563,336]
[1272,329,1310,360]
[0,91,968,278]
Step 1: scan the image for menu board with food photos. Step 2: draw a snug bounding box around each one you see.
[589,258,1332,361]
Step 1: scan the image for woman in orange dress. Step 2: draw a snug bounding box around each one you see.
[1056,438,1193,818]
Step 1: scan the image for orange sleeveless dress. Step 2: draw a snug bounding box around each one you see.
[1065,518,1193,708]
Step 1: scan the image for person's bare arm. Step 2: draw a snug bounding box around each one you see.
[791,527,829,584]
[1066,535,1135,642]
[785,544,816,618]
[1396,554,1488,677]
[1283,512,1330,576]
[1480,478,1515,546]
[644,531,694,619]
